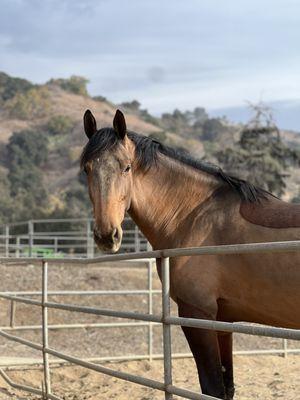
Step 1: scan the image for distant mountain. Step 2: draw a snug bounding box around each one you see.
[211,100,300,133]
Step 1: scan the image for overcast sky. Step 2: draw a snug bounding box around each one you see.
[1,0,300,129]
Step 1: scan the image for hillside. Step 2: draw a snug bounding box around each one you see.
[0,74,206,194]
[0,72,299,223]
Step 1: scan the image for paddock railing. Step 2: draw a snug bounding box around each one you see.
[0,260,298,364]
[0,217,150,258]
[0,240,300,399]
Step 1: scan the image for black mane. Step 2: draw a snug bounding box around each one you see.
[81,128,266,203]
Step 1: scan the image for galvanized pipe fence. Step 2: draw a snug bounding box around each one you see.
[0,267,298,362]
[0,240,299,399]
[0,217,150,258]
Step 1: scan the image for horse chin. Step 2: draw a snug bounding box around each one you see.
[96,241,121,254]
[107,243,121,254]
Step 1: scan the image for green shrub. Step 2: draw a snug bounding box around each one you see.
[0,72,34,102]
[5,87,50,119]
[202,118,225,141]
[0,169,15,223]
[120,100,141,111]
[149,131,167,143]
[48,76,89,96]
[46,115,75,136]
[215,126,300,197]
[93,95,107,102]
[7,130,48,168]
[7,130,49,207]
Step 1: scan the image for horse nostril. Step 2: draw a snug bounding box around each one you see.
[93,227,121,247]
[112,228,119,243]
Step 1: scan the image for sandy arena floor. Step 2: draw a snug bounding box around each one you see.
[0,355,299,399]
[0,262,299,399]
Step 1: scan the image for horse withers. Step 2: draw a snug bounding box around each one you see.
[81,109,300,399]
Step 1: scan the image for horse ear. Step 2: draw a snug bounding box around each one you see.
[113,109,127,139]
[83,109,97,139]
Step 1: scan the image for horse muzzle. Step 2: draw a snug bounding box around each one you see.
[93,226,123,253]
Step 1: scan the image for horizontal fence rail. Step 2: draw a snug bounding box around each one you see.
[0,217,150,258]
[0,240,299,399]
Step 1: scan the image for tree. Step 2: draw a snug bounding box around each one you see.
[161,109,189,134]
[0,169,15,223]
[160,107,211,139]
[215,103,300,197]
[0,72,34,102]
[93,95,107,102]
[120,100,141,111]
[6,130,49,214]
[201,118,225,141]
[119,100,160,126]
[7,130,48,170]
[193,107,209,124]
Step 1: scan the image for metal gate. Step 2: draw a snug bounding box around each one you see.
[0,240,300,399]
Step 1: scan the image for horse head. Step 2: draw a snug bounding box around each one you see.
[81,109,134,253]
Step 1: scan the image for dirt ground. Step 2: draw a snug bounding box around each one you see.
[0,261,299,399]
[0,355,299,399]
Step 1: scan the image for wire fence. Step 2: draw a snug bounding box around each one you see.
[0,242,299,399]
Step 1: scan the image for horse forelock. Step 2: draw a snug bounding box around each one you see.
[80,128,119,169]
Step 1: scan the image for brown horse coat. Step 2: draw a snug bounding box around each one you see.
[128,156,300,330]
[240,195,300,228]
[82,109,300,399]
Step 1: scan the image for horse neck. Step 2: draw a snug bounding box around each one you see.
[128,155,222,249]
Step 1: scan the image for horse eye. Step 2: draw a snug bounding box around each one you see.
[123,165,131,173]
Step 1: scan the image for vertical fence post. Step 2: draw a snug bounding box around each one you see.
[161,257,173,399]
[28,221,34,258]
[283,339,288,358]
[146,240,152,252]
[54,237,58,256]
[42,261,51,397]
[86,220,94,258]
[16,236,20,258]
[148,260,153,362]
[5,225,9,257]
[134,226,140,252]
[10,300,16,328]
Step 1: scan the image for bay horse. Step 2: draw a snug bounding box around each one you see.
[81,109,300,399]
